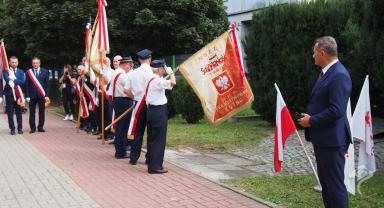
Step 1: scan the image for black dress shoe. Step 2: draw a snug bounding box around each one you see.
[92,130,101,135]
[30,129,36,134]
[18,130,23,134]
[10,130,15,135]
[115,154,129,159]
[129,160,137,165]
[108,140,115,145]
[38,129,45,132]
[148,168,168,174]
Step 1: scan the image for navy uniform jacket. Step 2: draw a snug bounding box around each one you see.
[304,61,352,147]
[25,68,50,99]
[2,68,25,96]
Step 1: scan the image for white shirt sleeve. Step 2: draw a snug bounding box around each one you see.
[123,75,132,91]
[152,78,172,90]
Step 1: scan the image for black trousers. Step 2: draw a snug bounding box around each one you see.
[29,98,45,130]
[314,145,349,208]
[5,95,23,131]
[95,94,111,135]
[113,97,133,157]
[62,89,75,115]
[147,104,168,171]
[130,105,148,162]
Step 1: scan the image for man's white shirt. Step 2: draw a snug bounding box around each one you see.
[322,59,339,75]
[130,63,153,101]
[112,68,128,98]
[146,74,173,106]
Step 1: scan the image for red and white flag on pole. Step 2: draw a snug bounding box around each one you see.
[75,78,89,118]
[344,100,355,195]
[230,23,245,81]
[274,83,296,172]
[0,40,9,89]
[352,75,376,180]
[85,22,92,53]
[97,0,109,54]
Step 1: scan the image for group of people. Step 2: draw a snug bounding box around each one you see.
[0,49,176,174]
[1,35,354,206]
[0,56,50,135]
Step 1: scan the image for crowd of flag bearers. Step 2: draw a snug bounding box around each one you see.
[74,48,176,174]
[0,42,176,174]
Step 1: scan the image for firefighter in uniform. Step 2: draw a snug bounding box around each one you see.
[112,56,134,159]
[146,59,176,174]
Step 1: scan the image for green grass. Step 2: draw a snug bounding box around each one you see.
[167,115,271,151]
[225,171,384,208]
[53,105,65,115]
[235,105,258,116]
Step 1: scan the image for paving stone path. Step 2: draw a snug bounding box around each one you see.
[0,111,268,208]
[0,118,100,208]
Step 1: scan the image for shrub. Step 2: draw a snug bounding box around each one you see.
[245,0,365,122]
[172,77,204,123]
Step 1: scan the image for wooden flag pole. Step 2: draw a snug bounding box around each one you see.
[100,56,105,145]
[101,76,105,144]
[294,130,321,186]
[105,104,135,131]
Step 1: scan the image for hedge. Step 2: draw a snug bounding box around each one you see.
[246,0,384,122]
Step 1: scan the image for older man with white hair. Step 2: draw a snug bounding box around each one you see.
[145,59,176,174]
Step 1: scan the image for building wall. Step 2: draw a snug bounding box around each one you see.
[224,0,301,72]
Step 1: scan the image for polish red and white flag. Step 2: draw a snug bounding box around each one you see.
[274,83,296,172]
[352,75,376,180]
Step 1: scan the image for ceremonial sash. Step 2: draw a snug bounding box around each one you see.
[112,72,123,101]
[26,69,46,98]
[128,77,156,140]
[83,83,96,111]
[75,78,89,118]
[80,95,89,118]
[8,70,25,106]
[96,78,110,102]
[15,85,25,106]
[111,72,123,130]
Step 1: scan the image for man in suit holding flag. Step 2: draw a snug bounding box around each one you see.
[25,57,50,133]
[298,36,352,208]
[2,56,25,135]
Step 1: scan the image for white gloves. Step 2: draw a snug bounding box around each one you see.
[95,97,99,106]
[165,67,173,75]
[9,74,16,81]
[9,80,15,88]
[26,97,31,102]
[45,97,50,102]
[0,97,3,104]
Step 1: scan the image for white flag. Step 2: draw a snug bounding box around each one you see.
[344,100,355,195]
[352,75,376,180]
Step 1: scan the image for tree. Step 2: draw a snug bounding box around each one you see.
[245,0,355,122]
[346,0,384,117]
[0,0,228,69]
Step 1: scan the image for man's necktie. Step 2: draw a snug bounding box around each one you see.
[318,71,324,80]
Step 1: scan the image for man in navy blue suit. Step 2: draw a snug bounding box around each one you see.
[25,57,50,133]
[298,36,352,208]
[2,56,25,135]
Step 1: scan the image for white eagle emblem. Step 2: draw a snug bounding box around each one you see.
[215,75,230,91]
